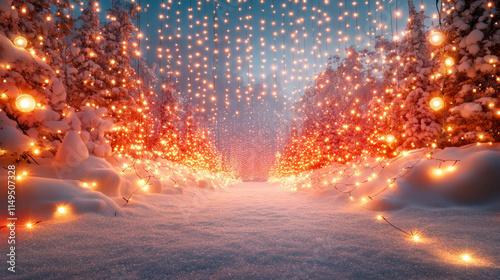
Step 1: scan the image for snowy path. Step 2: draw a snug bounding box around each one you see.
[3,182,500,279]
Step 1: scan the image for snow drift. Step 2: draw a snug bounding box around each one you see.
[274,144,500,211]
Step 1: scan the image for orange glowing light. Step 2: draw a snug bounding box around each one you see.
[57,206,67,214]
[444,57,455,67]
[14,36,28,48]
[429,31,445,46]
[429,96,444,111]
[15,94,36,112]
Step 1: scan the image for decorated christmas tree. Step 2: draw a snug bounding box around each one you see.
[65,0,106,108]
[439,0,500,145]
[398,0,441,149]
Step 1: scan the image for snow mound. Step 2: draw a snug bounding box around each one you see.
[279,144,500,210]
[1,176,120,221]
[373,149,500,210]
[0,150,238,224]
[53,130,89,163]
[0,125,31,153]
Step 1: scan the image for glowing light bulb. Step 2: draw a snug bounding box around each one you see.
[444,57,455,67]
[461,254,472,262]
[14,36,28,48]
[15,94,36,112]
[386,134,395,144]
[429,96,444,111]
[429,31,445,46]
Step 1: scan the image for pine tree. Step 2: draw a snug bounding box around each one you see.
[365,37,401,157]
[179,105,222,172]
[0,1,75,79]
[102,0,139,97]
[397,0,441,149]
[0,33,68,159]
[440,0,500,144]
[101,0,143,156]
[66,0,106,108]
[274,47,376,174]
[155,83,181,162]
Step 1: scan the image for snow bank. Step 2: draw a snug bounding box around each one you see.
[11,176,120,220]
[275,144,500,210]
[0,125,31,153]
[53,130,89,163]
[0,151,239,222]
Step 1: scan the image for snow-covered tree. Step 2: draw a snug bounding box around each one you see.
[364,37,401,156]
[274,47,376,174]
[440,0,500,144]
[100,0,144,156]
[0,33,68,160]
[102,0,139,98]
[65,0,106,108]
[154,83,181,162]
[178,105,222,172]
[0,0,75,79]
[397,0,441,149]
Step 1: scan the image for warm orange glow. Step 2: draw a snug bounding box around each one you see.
[429,96,444,111]
[461,254,472,262]
[14,36,28,48]
[429,31,445,46]
[15,94,36,112]
[444,57,455,67]
[386,135,395,144]
[57,206,67,214]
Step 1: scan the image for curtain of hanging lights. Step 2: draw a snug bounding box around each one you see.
[135,0,432,179]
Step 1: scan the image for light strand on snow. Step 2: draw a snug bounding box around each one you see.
[280,147,462,203]
[377,215,420,241]
[0,220,42,230]
[307,149,424,193]
[110,153,236,206]
[111,155,164,205]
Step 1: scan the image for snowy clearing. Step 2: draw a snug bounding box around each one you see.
[1,182,499,279]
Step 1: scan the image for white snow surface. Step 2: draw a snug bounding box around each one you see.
[0,145,500,279]
[53,130,89,164]
[451,102,483,118]
[466,29,484,46]
[1,183,499,279]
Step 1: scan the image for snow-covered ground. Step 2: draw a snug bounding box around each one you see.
[1,144,500,279]
[2,161,500,279]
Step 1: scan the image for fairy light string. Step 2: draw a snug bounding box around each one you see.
[378,215,420,239]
